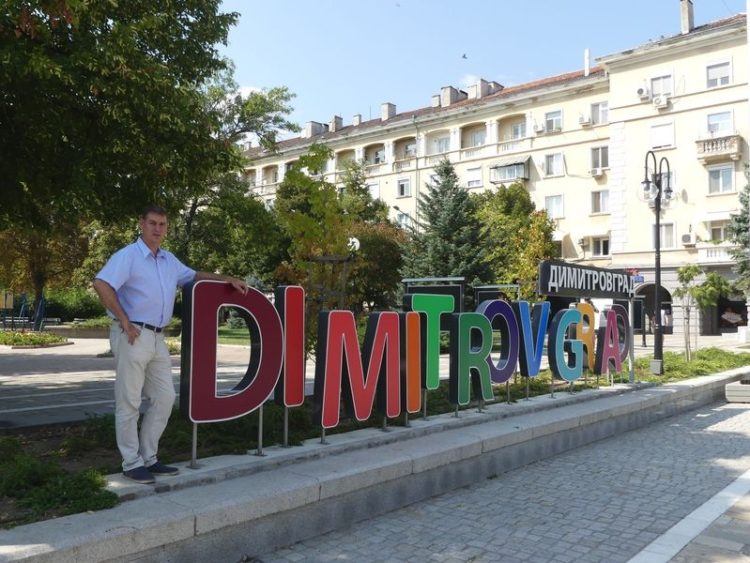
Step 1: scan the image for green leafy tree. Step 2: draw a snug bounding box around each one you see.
[338,160,389,222]
[0,1,235,306]
[0,3,297,305]
[475,183,557,300]
[406,159,490,284]
[174,174,286,286]
[335,159,404,312]
[673,264,732,361]
[274,144,353,349]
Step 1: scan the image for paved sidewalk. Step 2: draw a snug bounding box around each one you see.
[0,331,749,562]
[252,403,750,563]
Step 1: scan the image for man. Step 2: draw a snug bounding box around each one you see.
[94,205,248,484]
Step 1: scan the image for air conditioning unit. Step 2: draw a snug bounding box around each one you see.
[534,123,546,134]
[590,167,604,178]
[579,114,591,126]
[637,86,650,100]
[652,94,669,109]
[681,232,697,247]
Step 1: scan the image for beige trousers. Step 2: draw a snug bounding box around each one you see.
[110,324,175,471]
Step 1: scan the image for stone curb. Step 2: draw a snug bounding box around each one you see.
[1,368,748,563]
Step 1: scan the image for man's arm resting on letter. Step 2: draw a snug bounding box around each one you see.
[194,272,248,294]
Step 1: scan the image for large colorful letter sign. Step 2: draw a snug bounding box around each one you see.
[180,280,284,423]
[313,310,401,429]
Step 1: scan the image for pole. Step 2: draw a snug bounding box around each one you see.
[654,172,663,373]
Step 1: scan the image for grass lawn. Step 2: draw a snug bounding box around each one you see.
[217,326,252,346]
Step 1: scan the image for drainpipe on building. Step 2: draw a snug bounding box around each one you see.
[413,115,421,228]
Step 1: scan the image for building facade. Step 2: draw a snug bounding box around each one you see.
[245,3,748,335]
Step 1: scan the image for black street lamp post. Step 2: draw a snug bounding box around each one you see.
[642,150,672,375]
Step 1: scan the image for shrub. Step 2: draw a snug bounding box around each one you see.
[44,289,105,321]
[0,331,67,346]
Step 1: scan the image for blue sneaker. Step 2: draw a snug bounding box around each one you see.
[146,462,179,476]
[123,466,155,484]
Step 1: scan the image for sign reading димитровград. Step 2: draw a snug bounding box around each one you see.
[537,260,636,300]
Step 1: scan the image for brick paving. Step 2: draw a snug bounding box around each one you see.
[254,403,750,563]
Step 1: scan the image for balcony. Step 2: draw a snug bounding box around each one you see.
[497,138,532,155]
[696,241,738,264]
[460,145,489,160]
[364,161,386,175]
[393,158,414,172]
[695,133,743,164]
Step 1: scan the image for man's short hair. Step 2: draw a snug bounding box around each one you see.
[141,204,168,218]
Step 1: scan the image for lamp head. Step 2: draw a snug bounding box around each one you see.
[641,179,651,198]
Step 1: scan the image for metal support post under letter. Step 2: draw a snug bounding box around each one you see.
[254,404,265,456]
[283,406,289,448]
[190,423,199,469]
[628,298,635,383]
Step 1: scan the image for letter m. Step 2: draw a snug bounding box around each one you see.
[313,311,401,429]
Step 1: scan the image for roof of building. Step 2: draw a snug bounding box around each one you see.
[245,13,746,160]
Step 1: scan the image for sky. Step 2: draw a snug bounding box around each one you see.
[219,0,746,133]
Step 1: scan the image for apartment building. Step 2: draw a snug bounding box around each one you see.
[245,1,748,335]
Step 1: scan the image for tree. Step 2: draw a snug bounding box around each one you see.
[672,264,732,361]
[727,178,750,292]
[338,160,389,223]
[1,1,239,225]
[274,144,353,349]
[0,3,297,304]
[475,183,557,300]
[337,160,404,312]
[406,159,490,284]
[173,174,287,286]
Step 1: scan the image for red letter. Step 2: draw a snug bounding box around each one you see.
[180,281,283,423]
[274,286,306,407]
[313,311,401,429]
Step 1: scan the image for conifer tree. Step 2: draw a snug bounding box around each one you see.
[727,179,750,292]
[406,159,490,284]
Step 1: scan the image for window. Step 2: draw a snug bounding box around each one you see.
[491,163,527,182]
[591,190,609,214]
[403,141,417,158]
[545,110,562,132]
[396,212,412,229]
[469,129,486,147]
[592,237,610,257]
[659,171,675,192]
[654,223,675,249]
[511,121,526,139]
[545,195,564,219]
[466,167,482,188]
[707,111,732,135]
[285,161,296,172]
[707,62,730,88]
[368,148,385,164]
[708,165,734,194]
[591,102,608,125]
[368,183,380,199]
[591,146,609,169]
[710,221,729,242]
[650,123,674,149]
[650,75,673,97]
[544,153,564,176]
[397,178,410,197]
[431,135,450,155]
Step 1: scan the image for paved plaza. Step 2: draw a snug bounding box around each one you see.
[0,333,749,562]
[254,402,750,563]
